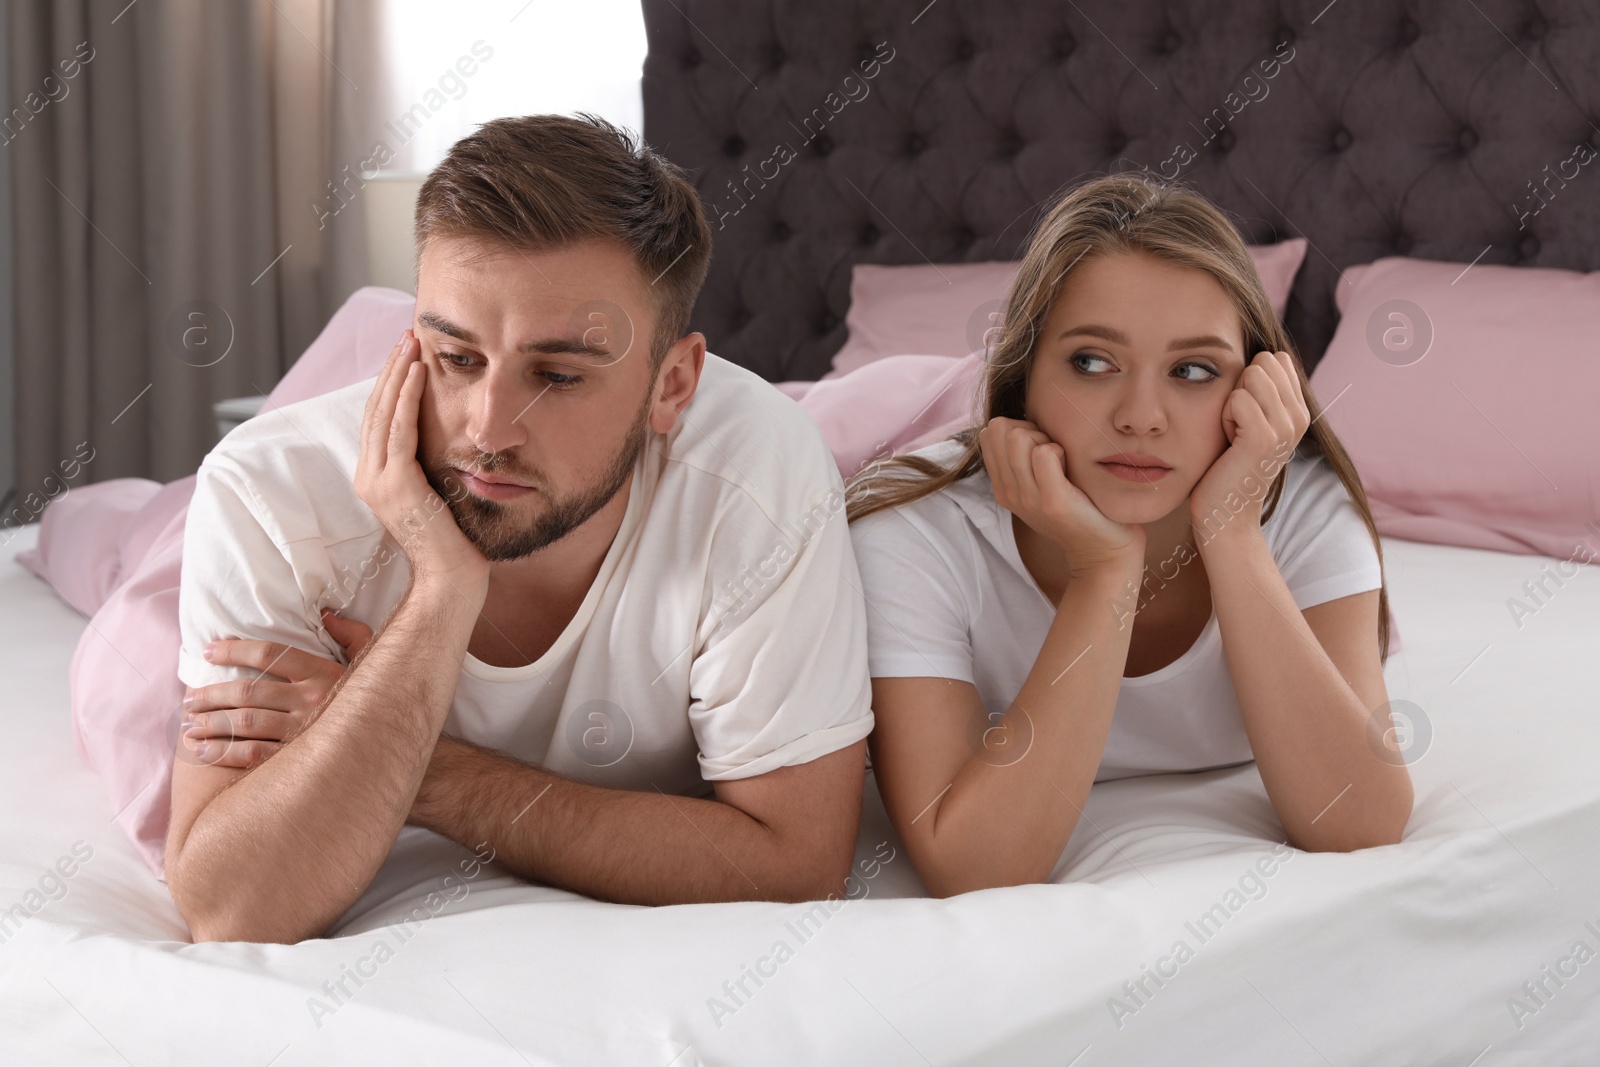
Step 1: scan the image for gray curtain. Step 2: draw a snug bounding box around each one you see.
[7,0,382,500]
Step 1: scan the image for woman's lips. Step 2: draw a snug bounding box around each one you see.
[454,468,535,502]
[1097,461,1171,484]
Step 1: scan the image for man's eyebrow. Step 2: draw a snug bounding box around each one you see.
[416,310,617,362]
[1057,324,1238,354]
[417,310,475,343]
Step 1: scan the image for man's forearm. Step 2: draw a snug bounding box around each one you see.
[410,737,816,905]
[173,579,480,942]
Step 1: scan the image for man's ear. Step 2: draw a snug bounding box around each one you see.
[648,332,706,435]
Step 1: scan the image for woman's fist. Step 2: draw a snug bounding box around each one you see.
[978,417,1145,576]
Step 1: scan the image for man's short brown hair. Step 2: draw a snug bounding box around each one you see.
[414,113,712,369]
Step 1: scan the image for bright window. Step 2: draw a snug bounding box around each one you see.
[375,0,648,177]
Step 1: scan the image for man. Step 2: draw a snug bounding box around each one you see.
[165,114,873,943]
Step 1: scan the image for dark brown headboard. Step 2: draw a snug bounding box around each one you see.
[642,0,1600,382]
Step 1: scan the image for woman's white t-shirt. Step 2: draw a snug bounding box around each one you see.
[849,438,1384,780]
[177,353,874,798]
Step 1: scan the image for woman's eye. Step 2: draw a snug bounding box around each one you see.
[1070,352,1113,374]
[1173,362,1220,382]
[439,351,476,370]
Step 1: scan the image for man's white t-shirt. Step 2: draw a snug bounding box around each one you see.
[849,438,1384,780]
[177,353,874,797]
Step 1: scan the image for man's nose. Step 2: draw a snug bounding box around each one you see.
[464,373,533,455]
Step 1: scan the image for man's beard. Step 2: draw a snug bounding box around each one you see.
[422,390,652,563]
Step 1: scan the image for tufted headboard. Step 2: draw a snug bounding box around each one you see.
[641,0,1600,382]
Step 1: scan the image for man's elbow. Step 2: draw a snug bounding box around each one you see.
[179,898,325,945]
[770,822,861,904]
[793,851,857,903]
[167,848,323,945]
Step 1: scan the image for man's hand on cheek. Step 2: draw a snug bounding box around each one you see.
[357,329,491,597]
[180,611,374,770]
[1189,350,1310,529]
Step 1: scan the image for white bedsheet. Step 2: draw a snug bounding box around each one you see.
[1,522,1597,1065]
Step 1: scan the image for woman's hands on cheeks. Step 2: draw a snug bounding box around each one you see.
[358,329,490,598]
[180,611,375,769]
[1188,350,1310,530]
[979,417,1145,577]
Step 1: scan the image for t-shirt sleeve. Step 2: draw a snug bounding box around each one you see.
[176,457,340,689]
[1270,457,1385,611]
[686,466,876,782]
[849,505,976,684]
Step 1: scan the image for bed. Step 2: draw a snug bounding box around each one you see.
[4,518,1599,1062]
[5,0,1600,1062]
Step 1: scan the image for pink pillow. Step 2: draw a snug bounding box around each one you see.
[801,353,984,481]
[16,478,165,617]
[266,285,417,408]
[47,287,416,879]
[827,239,1309,378]
[1310,256,1600,560]
[66,490,191,879]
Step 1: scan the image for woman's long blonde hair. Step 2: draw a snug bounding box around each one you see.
[843,173,1391,660]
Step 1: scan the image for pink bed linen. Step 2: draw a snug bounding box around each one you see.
[1309,256,1600,561]
[23,288,418,879]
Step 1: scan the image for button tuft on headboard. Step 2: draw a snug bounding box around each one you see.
[639,0,1600,382]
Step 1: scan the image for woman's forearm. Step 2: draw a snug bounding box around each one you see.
[1200,526,1411,851]
[916,562,1141,896]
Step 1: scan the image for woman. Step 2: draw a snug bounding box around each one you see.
[846,173,1413,898]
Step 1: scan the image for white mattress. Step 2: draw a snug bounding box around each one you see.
[1,522,1597,1065]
